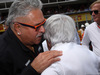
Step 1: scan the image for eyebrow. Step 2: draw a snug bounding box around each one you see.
[34,19,46,26]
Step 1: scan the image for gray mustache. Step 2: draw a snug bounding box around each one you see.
[36,33,43,37]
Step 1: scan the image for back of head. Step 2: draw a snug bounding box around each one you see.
[6,0,42,28]
[90,0,100,9]
[44,14,76,46]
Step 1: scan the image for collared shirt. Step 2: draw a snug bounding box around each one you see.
[82,22,100,56]
[41,42,100,75]
[97,25,100,29]
[0,27,43,75]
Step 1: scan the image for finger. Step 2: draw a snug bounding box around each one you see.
[38,50,62,65]
[51,50,62,57]
[40,50,62,59]
[43,50,62,55]
[47,50,62,60]
[48,57,61,65]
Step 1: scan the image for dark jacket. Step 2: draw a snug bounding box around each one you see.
[0,27,44,75]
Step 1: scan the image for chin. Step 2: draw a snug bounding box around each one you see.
[94,18,98,22]
[94,20,97,22]
[35,41,41,45]
[34,37,42,45]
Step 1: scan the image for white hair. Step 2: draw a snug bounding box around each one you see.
[6,0,43,28]
[44,14,76,46]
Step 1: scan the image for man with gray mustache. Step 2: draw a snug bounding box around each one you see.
[0,0,62,75]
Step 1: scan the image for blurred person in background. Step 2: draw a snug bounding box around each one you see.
[0,0,62,75]
[78,24,85,43]
[82,0,100,56]
[41,14,100,75]
[80,25,85,39]
[85,22,90,28]
[80,24,85,35]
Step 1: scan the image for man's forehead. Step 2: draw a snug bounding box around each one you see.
[26,9,44,24]
[92,3,100,8]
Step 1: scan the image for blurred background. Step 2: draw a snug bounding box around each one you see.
[0,0,95,33]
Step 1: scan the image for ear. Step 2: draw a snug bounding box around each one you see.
[13,23,21,35]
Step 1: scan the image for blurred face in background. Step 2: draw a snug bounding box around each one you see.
[91,3,100,24]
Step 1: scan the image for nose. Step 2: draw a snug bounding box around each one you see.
[39,26,45,33]
[92,11,96,16]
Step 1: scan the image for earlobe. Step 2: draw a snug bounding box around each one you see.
[17,32,20,35]
[14,23,21,35]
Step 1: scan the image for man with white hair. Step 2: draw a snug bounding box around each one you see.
[41,14,100,75]
[0,0,62,75]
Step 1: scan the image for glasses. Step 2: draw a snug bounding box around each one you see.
[16,19,46,31]
[90,10,99,15]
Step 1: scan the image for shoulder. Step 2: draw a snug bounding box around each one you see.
[51,43,71,51]
[0,34,8,51]
[86,22,97,29]
[0,32,15,59]
[84,22,97,35]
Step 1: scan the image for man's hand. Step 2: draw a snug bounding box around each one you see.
[31,50,62,73]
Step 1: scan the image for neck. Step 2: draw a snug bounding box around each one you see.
[97,22,100,26]
[27,45,35,52]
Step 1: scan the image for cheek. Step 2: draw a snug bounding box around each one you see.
[29,32,41,43]
[96,15,100,21]
[29,32,37,40]
[26,33,38,44]
[98,14,100,19]
[25,28,37,37]
[23,29,37,40]
[22,28,42,44]
[94,15,100,24]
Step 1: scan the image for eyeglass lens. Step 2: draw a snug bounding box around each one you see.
[90,10,98,15]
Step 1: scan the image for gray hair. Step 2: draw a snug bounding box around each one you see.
[6,0,43,28]
[44,14,76,46]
